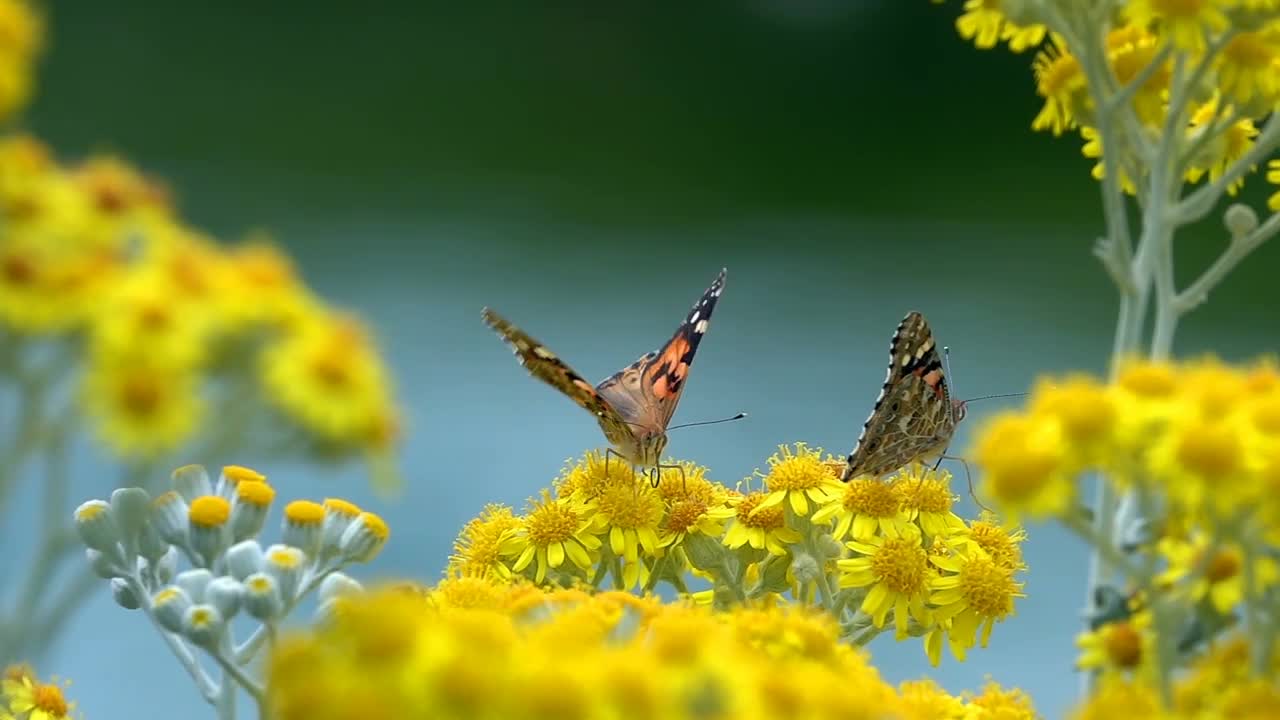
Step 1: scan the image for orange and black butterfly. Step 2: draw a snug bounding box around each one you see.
[482,268,726,485]
[841,311,967,482]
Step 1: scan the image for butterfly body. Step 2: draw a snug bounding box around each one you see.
[841,311,967,482]
[482,269,726,472]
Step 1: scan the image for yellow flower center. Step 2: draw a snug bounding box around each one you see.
[1049,387,1116,442]
[310,352,353,389]
[736,492,784,530]
[895,476,952,514]
[595,484,663,530]
[988,446,1060,503]
[1035,47,1083,97]
[324,497,362,518]
[1119,363,1177,398]
[33,683,68,716]
[1103,622,1144,668]
[119,375,162,417]
[284,500,325,526]
[189,495,231,527]
[1205,549,1241,583]
[435,577,506,609]
[1175,423,1242,478]
[1,252,35,286]
[959,555,1018,619]
[969,522,1024,570]
[1224,32,1274,69]
[765,445,830,491]
[1151,0,1209,16]
[870,537,929,596]
[137,302,172,332]
[224,465,266,484]
[235,480,275,507]
[663,498,708,534]
[358,512,390,541]
[525,497,580,547]
[843,479,901,517]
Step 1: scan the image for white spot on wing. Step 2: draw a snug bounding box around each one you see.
[694,319,709,333]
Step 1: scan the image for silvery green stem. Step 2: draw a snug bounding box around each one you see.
[126,575,219,703]
[233,562,338,664]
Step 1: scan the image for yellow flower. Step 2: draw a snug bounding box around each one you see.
[723,490,802,556]
[972,412,1075,520]
[260,310,398,448]
[82,357,203,458]
[895,678,966,720]
[554,450,634,499]
[0,0,40,121]
[894,464,966,539]
[954,0,1045,53]
[2,674,74,720]
[1031,374,1121,473]
[929,545,1023,662]
[1032,38,1088,135]
[506,490,602,585]
[1125,0,1230,52]
[1107,24,1170,126]
[812,475,910,541]
[659,493,735,549]
[448,504,522,581]
[1218,29,1280,108]
[1081,126,1139,196]
[963,681,1038,719]
[964,515,1027,571]
[88,264,215,370]
[1186,98,1259,195]
[838,530,931,640]
[1070,676,1167,720]
[220,239,315,329]
[1146,411,1257,517]
[753,442,841,517]
[592,480,665,589]
[1158,535,1279,613]
[1075,612,1156,677]
[1267,158,1280,211]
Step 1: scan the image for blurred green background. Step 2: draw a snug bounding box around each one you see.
[17,1,1278,718]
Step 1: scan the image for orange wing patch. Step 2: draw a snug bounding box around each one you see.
[648,336,692,399]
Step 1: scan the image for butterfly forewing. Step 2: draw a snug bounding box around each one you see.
[595,268,727,433]
[841,311,957,482]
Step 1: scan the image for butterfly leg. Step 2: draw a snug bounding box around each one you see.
[938,454,992,514]
[604,447,628,483]
[651,462,687,492]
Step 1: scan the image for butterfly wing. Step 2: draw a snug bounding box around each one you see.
[481,307,636,444]
[595,268,727,435]
[841,311,956,481]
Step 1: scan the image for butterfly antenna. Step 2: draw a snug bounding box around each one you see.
[962,392,1030,403]
[668,412,748,431]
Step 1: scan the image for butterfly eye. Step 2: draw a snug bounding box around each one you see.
[954,402,968,422]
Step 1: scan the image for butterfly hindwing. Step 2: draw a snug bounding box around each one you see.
[842,311,955,481]
[596,268,727,432]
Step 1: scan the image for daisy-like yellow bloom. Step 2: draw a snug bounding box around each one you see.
[1106,23,1170,126]
[895,678,966,720]
[1080,126,1139,195]
[72,153,169,224]
[1125,0,1230,53]
[813,475,911,541]
[1158,535,1279,614]
[430,574,512,611]
[448,503,522,580]
[88,264,215,370]
[505,490,602,585]
[1030,374,1120,473]
[554,450,634,499]
[893,464,966,539]
[260,310,398,448]
[838,529,931,640]
[1075,612,1156,677]
[955,0,1044,53]
[1185,98,1259,195]
[591,480,665,589]
[964,681,1038,720]
[81,357,203,457]
[2,673,74,720]
[659,493,735,549]
[929,545,1023,662]
[1217,29,1280,108]
[1032,38,1088,136]
[752,442,841,518]
[220,239,316,330]
[972,412,1075,520]
[1145,411,1257,517]
[723,490,802,556]
[1070,677,1167,720]
[964,515,1026,571]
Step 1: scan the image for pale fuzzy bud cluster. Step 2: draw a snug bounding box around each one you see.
[74,463,389,704]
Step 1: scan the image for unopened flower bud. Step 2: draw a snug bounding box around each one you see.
[176,569,214,604]
[282,500,324,557]
[243,573,284,621]
[226,540,266,581]
[217,465,266,501]
[152,586,192,634]
[230,480,274,543]
[207,577,244,619]
[187,495,232,566]
[172,465,212,503]
[339,512,389,563]
[183,604,224,646]
[111,578,141,610]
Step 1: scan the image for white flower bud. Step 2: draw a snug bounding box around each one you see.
[206,577,244,620]
[111,578,141,610]
[172,464,213,503]
[1224,203,1259,238]
[317,572,363,604]
[136,521,170,564]
[264,544,307,603]
[151,586,193,634]
[151,492,189,547]
[110,487,152,550]
[153,546,179,585]
[216,465,266,501]
[74,500,122,560]
[339,512,389,564]
[319,498,361,560]
[282,500,324,558]
[226,540,266,581]
[176,568,214,604]
[230,480,274,543]
[790,551,820,585]
[183,604,224,646]
[243,573,284,621]
[187,495,232,566]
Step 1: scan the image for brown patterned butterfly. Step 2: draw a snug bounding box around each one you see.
[482,268,727,485]
[840,311,967,483]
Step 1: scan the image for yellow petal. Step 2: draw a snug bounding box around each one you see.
[535,548,548,584]
[513,544,536,572]
[610,526,625,556]
[623,560,640,589]
[547,541,565,568]
[564,539,592,569]
[833,513,853,539]
[751,491,786,515]
[789,490,809,516]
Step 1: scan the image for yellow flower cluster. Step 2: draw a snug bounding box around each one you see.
[1,664,76,720]
[0,0,40,122]
[945,0,1280,202]
[449,444,1026,667]
[0,134,400,472]
[267,583,1038,720]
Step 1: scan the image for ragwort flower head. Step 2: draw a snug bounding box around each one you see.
[1125,0,1231,53]
[507,490,602,585]
[972,411,1075,520]
[893,464,966,539]
[928,543,1024,665]
[723,490,801,556]
[448,503,522,581]
[813,474,910,541]
[838,529,931,640]
[592,481,665,589]
[754,442,841,518]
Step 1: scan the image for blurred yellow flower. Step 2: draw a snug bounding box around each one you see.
[0,0,40,121]
[1,672,73,720]
[1217,29,1280,107]
[1158,535,1278,614]
[1106,24,1170,126]
[1075,612,1156,678]
[1125,0,1230,52]
[964,681,1038,719]
[972,413,1074,520]
[1185,98,1259,195]
[1030,374,1119,472]
[82,358,203,458]
[1070,677,1167,720]
[89,266,215,370]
